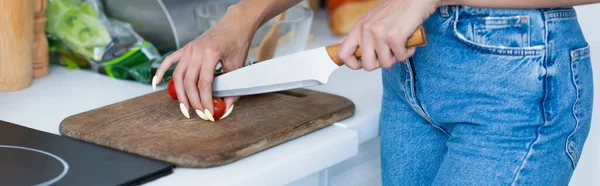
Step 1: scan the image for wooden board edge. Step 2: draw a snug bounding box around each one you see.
[58,89,357,168]
[58,90,168,155]
[60,116,174,164]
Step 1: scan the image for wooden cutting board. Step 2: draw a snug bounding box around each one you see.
[60,89,354,168]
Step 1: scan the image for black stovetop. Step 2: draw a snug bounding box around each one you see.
[0,120,174,186]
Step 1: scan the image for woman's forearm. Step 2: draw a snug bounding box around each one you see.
[442,0,600,8]
[224,0,302,31]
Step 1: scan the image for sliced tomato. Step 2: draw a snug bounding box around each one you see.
[167,79,177,100]
[326,0,361,13]
[167,79,227,120]
[212,97,226,121]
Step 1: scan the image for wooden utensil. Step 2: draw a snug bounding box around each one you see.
[33,0,49,78]
[256,12,286,62]
[60,89,354,167]
[0,0,34,92]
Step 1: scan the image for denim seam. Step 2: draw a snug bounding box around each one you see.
[510,127,544,186]
[476,15,528,26]
[416,103,449,136]
[525,17,531,47]
[571,46,591,59]
[510,73,548,186]
[510,15,551,186]
[544,9,577,20]
[440,6,449,17]
[405,60,450,136]
[405,61,428,119]
[567,53,581,168]
[565,45,590,168]
[452,7,545,56]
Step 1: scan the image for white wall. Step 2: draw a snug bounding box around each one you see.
[571,4,600,186]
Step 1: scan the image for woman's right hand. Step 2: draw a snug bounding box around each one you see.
[152,8,254,120]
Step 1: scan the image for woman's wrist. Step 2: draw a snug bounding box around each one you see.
[227,0,302,29]
[223,4,263,32]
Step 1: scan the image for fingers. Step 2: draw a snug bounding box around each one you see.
[406,47,416,59]
[338,20,363,70]
[173,49,191,119]
[223,97,240,111]
[374,40,395,69]
[360,25,379,71]
[219,55,243,115]
[167,45,242,120]
[338,25,418,71]
[184,51,204,112]
[198,55,218,118]
[338,35,362,70]
[220,54,245,73]
[387,30,410,62]
[153,49,183,89]
[338,17,418,71]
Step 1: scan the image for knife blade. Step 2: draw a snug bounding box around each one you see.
[212,25,428,97]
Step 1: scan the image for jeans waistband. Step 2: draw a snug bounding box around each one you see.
[438,6,576,18]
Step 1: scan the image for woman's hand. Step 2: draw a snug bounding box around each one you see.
[338,0,441,71]
[153,8,253,119]
[152,0,301,120]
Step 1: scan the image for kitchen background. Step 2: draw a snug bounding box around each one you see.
[0,0,598,185]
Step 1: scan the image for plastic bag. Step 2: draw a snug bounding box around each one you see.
[46,0,171,84]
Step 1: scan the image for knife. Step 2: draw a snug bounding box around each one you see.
[212,25,428,97]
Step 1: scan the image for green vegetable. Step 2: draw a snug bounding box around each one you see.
[48,35,90,69]
[46,0,111,61]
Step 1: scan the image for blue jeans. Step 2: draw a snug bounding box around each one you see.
[380,6,593,185]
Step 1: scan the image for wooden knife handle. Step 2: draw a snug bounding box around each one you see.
[326,25,427,66]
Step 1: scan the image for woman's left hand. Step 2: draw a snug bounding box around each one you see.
[337,0,441,71]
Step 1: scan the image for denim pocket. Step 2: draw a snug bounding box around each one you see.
[452,13,544,56]
[474,16,530,47]
[566,45,593,168]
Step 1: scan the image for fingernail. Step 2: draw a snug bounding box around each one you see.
[152,76,157,91]
[204,109,215,122]
[180,103,190,119]
[195,109,208,120]
[220,104,234,120]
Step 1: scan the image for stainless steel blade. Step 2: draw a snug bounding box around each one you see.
[212,47,339,97]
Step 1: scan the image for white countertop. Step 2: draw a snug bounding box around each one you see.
[0,10,380,186]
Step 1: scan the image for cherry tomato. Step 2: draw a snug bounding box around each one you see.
[166,78,226,120]
[212,98,226,121]
[326,0,361,13]
[167,79,177,100]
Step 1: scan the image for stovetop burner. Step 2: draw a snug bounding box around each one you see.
[0,120,174,186]
[0,145,69,186]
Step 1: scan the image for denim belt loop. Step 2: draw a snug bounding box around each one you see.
[439,6,450,17]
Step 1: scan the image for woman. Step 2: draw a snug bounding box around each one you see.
[153,0,598,185]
